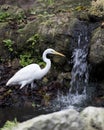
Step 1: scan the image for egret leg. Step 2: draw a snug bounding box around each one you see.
[20,82,27,89]
[31,82,38,88]
[31,82,34,88]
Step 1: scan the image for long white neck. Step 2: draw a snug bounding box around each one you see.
[41,51,51,77]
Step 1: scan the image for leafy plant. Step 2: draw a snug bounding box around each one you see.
[0,11,10,22]
[38,61,46,68]
[1,118,18,130]
[11,11,26,21]
[27,33,42,46]
[19,53,34,67]
[3,39,14,52]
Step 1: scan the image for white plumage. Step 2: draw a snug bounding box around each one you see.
[6,48,65,89]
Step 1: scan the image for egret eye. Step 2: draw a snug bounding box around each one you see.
[48,49,54,54]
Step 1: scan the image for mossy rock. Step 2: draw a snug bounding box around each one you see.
[89,27,104,64]
[88,0,104,21]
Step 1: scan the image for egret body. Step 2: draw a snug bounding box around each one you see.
[6,48,65,89]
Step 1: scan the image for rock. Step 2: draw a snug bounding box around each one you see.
[89,27,104,64]
[0,0,35,9]
[88,0,104,21]
[11,107,104,130]
[57,72,71,81]
[57,72,71,88]
[0,4,24,15]
[81,107,104,130]
[13,109,84,130]
[88,27,104,82]
[78,11,89,21]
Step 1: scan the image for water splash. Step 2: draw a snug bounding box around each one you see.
[54,91,87,111]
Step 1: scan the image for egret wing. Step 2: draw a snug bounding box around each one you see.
[10,64,41,83]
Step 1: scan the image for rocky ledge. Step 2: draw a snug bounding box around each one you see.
[10,106,104,130]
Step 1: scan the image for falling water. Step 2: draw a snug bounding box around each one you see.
[52,28,90,111]
[70,34,89,95]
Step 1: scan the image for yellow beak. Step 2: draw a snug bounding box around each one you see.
[54,51,65,57]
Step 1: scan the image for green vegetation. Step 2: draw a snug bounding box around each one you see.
[13,12,25,21]
[46,0,54,5]
[3,39,14,52]
[19,53,34,67]
[0,12,10,22]
[0,118,18,130]
[26,33,43,57]
[19,52,45,68]
[0,10,25,22]
[38,0,54,5]
[27,33,42,46]
[10,11,26,24]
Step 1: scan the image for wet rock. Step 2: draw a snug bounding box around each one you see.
[57,72,71,88]
[57,72,71,81]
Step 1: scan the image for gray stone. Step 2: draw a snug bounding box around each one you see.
[89,27,104,64]
[13,109,84,130]
[81,106,104,130]
[12,107,104,130]
[88,0,104,21]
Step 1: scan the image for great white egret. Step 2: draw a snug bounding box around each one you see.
[6,48,65,89]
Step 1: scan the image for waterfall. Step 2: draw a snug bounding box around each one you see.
[52,23,90,111]
[70,34,89,95]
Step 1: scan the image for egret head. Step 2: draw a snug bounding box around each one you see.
[45,48,65,57]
